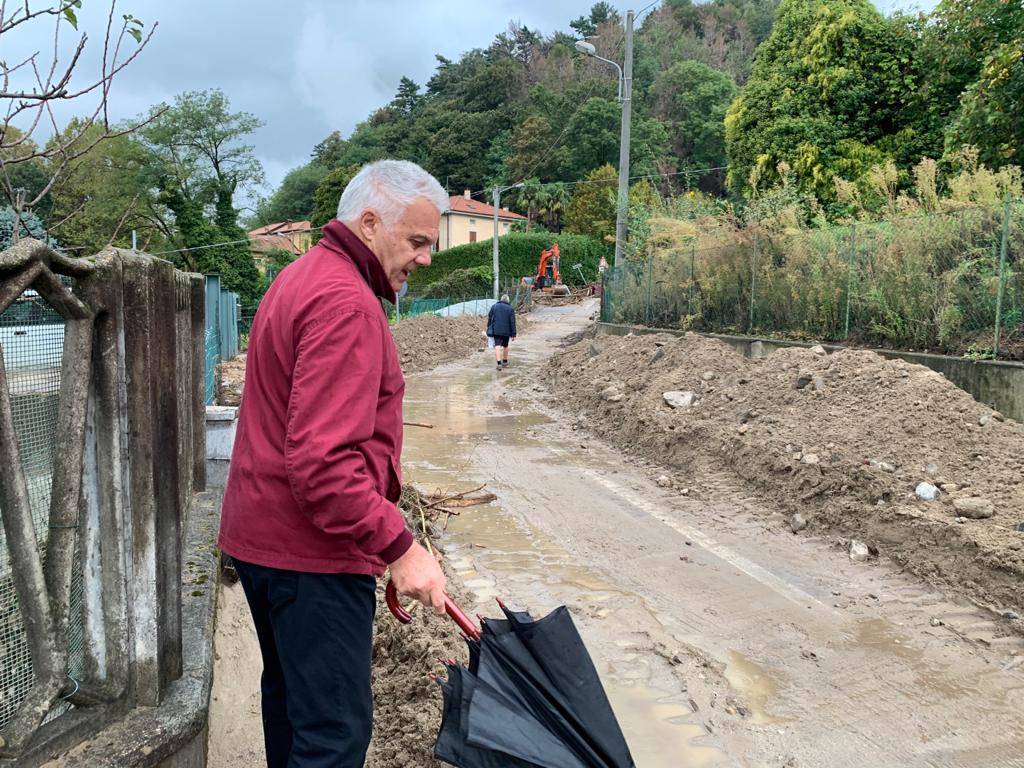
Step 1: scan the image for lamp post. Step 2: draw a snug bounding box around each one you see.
[575,8,634,268]
[492,182,523,300]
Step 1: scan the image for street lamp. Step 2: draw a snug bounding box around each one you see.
[575,9,635,268]
[492,182,523,300]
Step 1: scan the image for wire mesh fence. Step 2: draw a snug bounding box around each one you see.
[0,288,83,731]
[602,202,1024,360]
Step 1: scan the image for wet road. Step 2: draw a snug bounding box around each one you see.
[402,302,1024,768]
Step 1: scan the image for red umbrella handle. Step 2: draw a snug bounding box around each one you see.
[385,579,481,641]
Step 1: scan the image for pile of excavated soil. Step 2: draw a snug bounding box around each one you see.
[391,314,490,374]
[546,330,1024,618]
[218,313,524,405]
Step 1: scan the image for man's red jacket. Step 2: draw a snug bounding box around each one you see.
[218,220,414,576]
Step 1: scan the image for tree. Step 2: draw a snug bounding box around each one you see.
[561,97,670,181]
[44,121,167,254]
[652,60,737,185]
[505,115,568,182]
[312,131,349,169]
[263,247,297,274]
[0,3,156,244]
[0,206,54,250]
[142,90,265,306]
[392,77,423,115]
[564,165,659,241]
[564,165,618,239]
[725,0,915,203]
[570,3,620,38]
[311,165,361,232]
[252,162,328,226]
[945,39,1023,168]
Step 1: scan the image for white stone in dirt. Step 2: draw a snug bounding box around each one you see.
[915,482,940,501]
[601,385,624,402]
[802,453,820,465]
[809,344,827,356]
[849,540,870,562]
[789,513,808,533]
[874,461,896,473]
[663,391,697,409]
[952,497,995,519]
[812,376,826,392]
[657,475,672,488]
[701,371,716,381]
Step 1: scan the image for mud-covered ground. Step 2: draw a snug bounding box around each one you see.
[545,329,1024,619]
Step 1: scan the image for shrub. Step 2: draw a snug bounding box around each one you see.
[420,265,493,299]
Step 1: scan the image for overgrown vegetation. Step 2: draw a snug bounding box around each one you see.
[608,157,1024,358]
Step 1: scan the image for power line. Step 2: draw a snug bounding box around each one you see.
[150,225,324,257]
[464,164,729,201]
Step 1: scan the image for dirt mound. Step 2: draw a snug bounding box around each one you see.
[391,314,489,374]
[546,331,1024,617]
[218,313,527,405]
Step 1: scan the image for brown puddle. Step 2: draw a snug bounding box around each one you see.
[723,651,780,725]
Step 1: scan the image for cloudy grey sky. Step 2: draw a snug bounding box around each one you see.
[8,0,937,200]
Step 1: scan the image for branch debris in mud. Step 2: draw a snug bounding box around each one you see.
[399,483,497,547]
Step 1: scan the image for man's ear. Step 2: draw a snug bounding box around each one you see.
[358,209,381,242]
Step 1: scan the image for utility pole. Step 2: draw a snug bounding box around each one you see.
[492,183,523,300]
[614,9,634,268]
[492,187,501,300]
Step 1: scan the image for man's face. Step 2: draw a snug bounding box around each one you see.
[358,198,439,291]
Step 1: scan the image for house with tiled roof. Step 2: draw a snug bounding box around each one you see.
[248,220,313,273]
[438,191,526,251]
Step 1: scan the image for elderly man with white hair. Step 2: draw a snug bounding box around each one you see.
[218,160,449,768]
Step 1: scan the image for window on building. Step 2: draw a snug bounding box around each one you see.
[469,231,477,243]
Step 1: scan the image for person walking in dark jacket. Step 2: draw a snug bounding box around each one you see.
[486,294,517,369]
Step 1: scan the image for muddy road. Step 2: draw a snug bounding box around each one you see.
[402,302,1024,768]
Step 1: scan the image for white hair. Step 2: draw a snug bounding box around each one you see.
[337,160,449,226]
[501,294,510,303]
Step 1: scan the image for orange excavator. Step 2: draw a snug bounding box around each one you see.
[533,243,570,296]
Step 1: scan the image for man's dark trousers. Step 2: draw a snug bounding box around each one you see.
[234,559,377,768]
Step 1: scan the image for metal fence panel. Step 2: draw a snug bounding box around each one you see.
[0,289,82,731]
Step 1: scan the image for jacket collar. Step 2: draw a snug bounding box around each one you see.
[319,219,396,304]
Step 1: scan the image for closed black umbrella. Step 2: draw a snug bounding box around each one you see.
[386,582,635,768]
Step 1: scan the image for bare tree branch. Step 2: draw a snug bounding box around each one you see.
[0,1,158,237]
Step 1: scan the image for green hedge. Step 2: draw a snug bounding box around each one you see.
[411,233,611,289]
[420,265,492,299]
